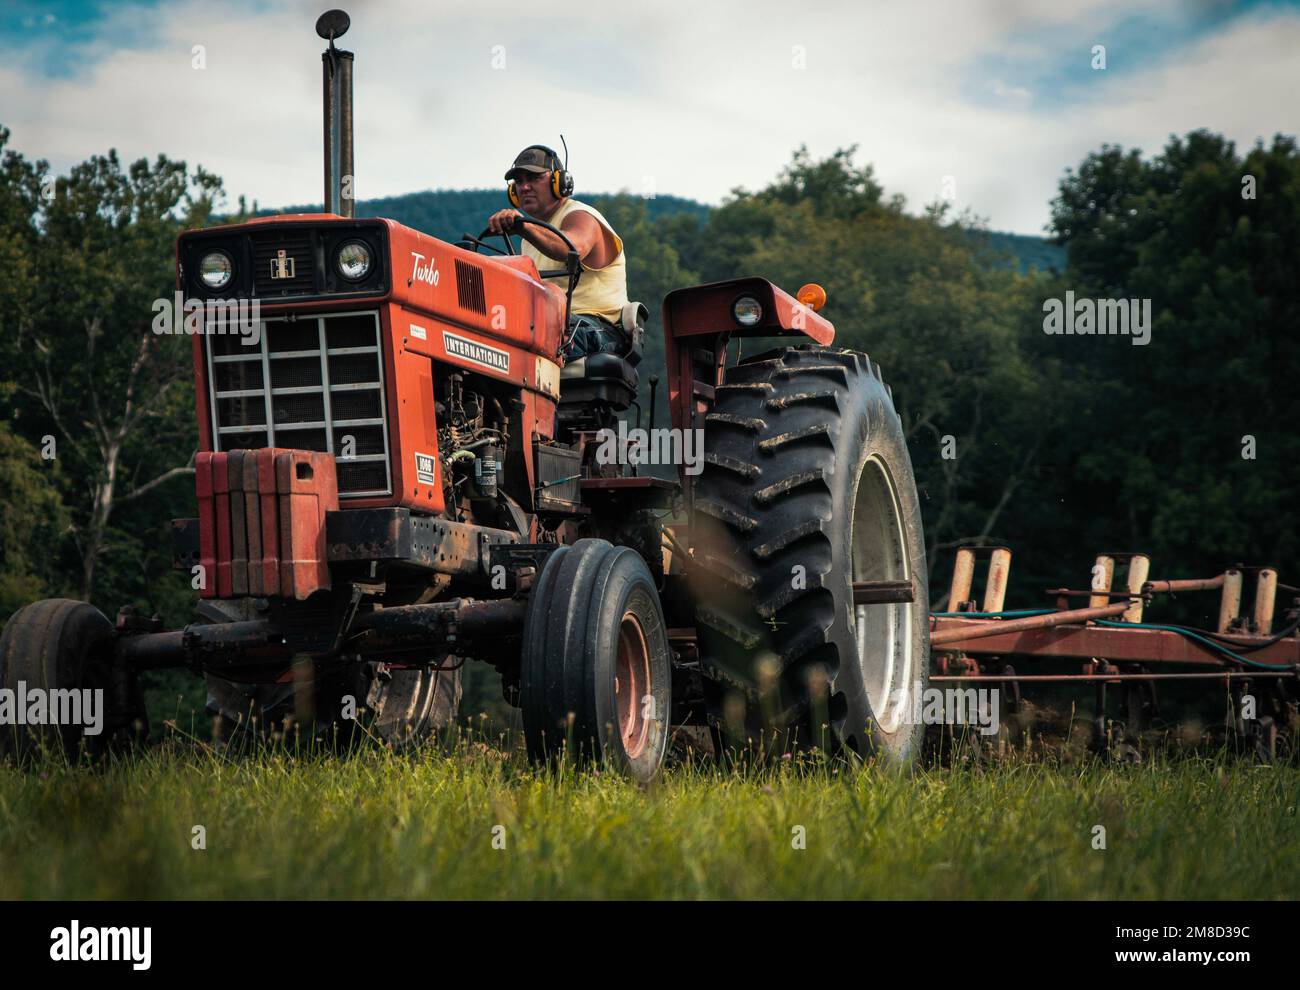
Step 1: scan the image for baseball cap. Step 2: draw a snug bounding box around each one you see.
[505,146,559,180]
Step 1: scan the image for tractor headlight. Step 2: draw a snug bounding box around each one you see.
[198,251,233,290]
[732,295,763,327]
[336,240,372,281]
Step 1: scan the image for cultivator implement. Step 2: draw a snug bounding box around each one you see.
[929,547,1300,758]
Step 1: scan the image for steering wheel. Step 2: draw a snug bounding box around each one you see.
[472,226,516,256]
[465,216,585,358]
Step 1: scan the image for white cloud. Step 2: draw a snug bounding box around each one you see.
[990,80,1034,105]
[1,0,1295,234]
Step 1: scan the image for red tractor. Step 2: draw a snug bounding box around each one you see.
[0,11,929,781]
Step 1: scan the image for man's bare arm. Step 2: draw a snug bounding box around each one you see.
[486,208,604,266]
[525,211,602,264]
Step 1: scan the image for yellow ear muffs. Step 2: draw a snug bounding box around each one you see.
[508,167,571,205]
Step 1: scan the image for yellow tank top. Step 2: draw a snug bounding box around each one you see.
[520,198,627,324]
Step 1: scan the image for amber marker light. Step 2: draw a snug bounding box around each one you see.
[796,283,827,311]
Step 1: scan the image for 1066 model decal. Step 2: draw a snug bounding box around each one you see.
[443,331,510,374]
[414,452,437,486]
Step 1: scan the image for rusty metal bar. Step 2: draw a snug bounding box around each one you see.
[1143,574,1226,593]
[1046,588,1136,599]
[115,619,300,671]
[852,579,915,605]
[1196,629,1290,647]
[930,601,1130,646]
[352,597,525,649]
[1049,577,1225,599]
[931,671,1295,683]
[930,619,1298,666]
[115,597,527,672]
[116,629,194,669]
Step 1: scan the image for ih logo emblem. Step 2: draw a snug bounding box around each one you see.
[270,248,296,280]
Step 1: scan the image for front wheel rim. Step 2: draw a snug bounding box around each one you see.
[614,611,652,759]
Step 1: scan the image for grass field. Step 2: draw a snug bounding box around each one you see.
[1,729,1297,900]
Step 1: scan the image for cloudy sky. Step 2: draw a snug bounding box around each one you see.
[2,0,1296,234]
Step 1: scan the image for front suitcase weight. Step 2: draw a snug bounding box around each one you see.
[276,450,340,600]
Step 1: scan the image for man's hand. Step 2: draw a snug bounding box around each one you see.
[487,208,522,235]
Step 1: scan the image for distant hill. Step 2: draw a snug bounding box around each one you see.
[265,188,710,244]
[971,229,1065,273]
[261,189,1062,273]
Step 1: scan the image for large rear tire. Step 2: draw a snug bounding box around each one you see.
[690,346,929,768]
[520,539,671,783]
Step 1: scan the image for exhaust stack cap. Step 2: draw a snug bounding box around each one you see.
[316,9,350,43]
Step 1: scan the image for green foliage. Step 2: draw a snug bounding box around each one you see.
[0,421,73,617]
[648,145,1065,599]
[0,126,225,613]
[1048,131,1300,587]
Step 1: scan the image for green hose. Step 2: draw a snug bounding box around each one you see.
[1094,618,1293,671]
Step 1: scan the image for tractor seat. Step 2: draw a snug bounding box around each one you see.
[559,352,638,411]
[557,301,647,413]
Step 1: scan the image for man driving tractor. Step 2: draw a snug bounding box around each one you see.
[487,144,632,359]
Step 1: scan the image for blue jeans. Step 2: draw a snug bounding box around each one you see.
[565,313,629,360]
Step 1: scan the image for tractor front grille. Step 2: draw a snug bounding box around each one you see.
[251,230,315,298]
[206,311,391,497]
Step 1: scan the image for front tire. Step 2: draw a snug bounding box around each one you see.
[520,539,671,783]
[0,598,147,759]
